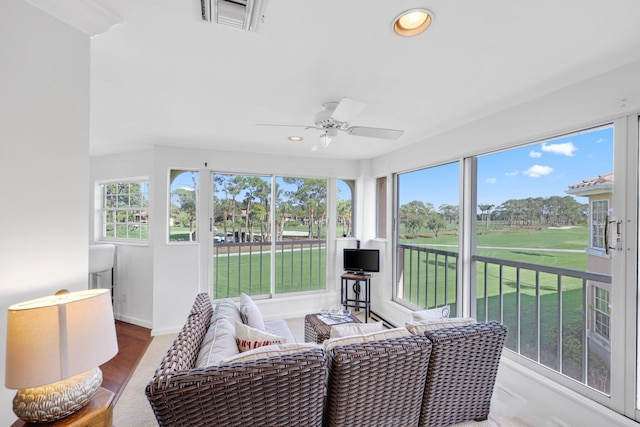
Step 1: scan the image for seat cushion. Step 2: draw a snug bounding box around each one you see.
[411,305,451,321]
[329,321,383,339]
[222,343,321,364]
[406,317,476,335]
[324,328,410,353]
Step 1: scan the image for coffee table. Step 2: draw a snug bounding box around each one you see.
[304,312,362,344]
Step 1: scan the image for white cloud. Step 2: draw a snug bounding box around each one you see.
[541,142,577,156]
[529,151,542,158]
[486,178,496,184]
[596,137,606,144]
[523,165,553,178]
[505,171,518,176]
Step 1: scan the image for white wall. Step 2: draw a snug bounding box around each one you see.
[0,1,90,422]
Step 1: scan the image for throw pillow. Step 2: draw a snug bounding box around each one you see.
[235,321,286,352]
[239,293,266,330]
[411,305,450,321]
[222,343,321,364]
[213,298,243,325]
[405,317,476,335]
[324,328,411,353]
[329,321,383,339]
[195,317,239,367]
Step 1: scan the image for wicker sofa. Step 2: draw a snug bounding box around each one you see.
[145,293,506,427]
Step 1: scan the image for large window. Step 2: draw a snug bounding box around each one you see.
[394,162,460,312]
[169,170,198,242]
[100,179,149,241]
[337,179,353,238]
[392,121,640,414]
[211,174,326,298]
[275,176,327,294]
[212,173,272,298]
[475,125,615,397]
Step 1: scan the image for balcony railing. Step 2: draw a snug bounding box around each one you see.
[396,244,612,394]
[213,239,326,299]
[396,244,459,312]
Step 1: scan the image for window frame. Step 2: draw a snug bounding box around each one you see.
[98,177,149,243]
[590,199,609,251]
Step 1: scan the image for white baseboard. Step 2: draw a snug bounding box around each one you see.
[114,313,152,329]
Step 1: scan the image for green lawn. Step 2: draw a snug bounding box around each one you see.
[212,245,326,299]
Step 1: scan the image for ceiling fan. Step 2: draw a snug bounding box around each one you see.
[257,98,404,151]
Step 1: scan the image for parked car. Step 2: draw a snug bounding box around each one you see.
[214,232,234,243]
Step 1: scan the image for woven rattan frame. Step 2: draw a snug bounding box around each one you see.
[418,321,507,427]
[323,334,432,427]
[145,294,328,427]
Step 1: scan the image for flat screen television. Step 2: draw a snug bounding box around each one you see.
[343,248,380,274]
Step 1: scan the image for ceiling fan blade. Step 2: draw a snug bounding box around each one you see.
[330,98,367,123]
[346,126,404,140]
[256,123,317,130]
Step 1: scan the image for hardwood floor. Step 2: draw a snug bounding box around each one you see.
[100,320,153,403]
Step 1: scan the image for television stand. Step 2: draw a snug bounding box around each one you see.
[347,271,367,276]
[340,273,371,322]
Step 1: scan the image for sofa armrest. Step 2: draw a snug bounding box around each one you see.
[146,348,328,427]
[324,334,432,427]
[419,321,507,427]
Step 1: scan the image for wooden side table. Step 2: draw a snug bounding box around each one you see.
[11,387,115,427]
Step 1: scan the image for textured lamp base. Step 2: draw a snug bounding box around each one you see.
[13,367,103,423]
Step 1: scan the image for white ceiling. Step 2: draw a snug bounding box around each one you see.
[86,0,640,159]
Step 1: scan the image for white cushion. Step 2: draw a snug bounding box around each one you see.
[405,317,476,335]
[222,343,320,364]
[324,328,411,353]
[411,305,451,321]
[195,317,239,367]
[213,298,243,325]
[235,321,286,352]
[265,319,296,343]
[239,293,265,330]
[329,321,383,339]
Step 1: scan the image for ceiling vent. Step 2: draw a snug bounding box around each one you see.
[194,0,269,33]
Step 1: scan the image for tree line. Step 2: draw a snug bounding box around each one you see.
[171,174,338,242]
[400,195,588,238]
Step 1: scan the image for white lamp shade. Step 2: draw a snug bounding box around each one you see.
[5,289,118,389]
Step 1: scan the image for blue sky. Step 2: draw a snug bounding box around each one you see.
[399,126,613,208]
[170,125,613,210]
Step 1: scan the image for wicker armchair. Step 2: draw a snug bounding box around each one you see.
[323,334,432,427]
[418,321,507,427]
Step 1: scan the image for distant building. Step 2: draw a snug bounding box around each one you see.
[566,173,613,363]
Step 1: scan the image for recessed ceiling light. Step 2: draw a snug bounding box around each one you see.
[288,136,303,142]
[393,9,433,37]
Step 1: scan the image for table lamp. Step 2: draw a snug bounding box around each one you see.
[5,288,118,423]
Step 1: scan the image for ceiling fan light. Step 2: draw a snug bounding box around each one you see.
[288,136,303,142]
[393,9,433,37]
[320,132,333,148]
